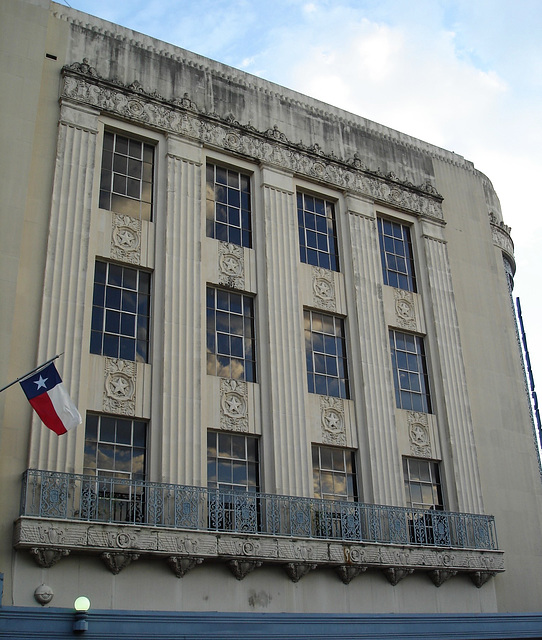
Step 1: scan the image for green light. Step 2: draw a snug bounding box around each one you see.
[74,596,91,612]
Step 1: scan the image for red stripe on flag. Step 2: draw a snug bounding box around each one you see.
[29,393,68,435]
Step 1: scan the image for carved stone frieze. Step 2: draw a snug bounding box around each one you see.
[101,551,140,574]
[61,67,444,221]
[489,212,514,262]
[220,378,248,432]
[103,358,136,415]
[228,559,262,580]
[167,555,204,578]
[408,411,432,458]
[218,242,244,289]
[320,396,346,446]
[394,289,417,330]
[284,562,317,583]
[29,547,70,568]
[111,213,142,264]
[312,267,336,311]
[14,516,504,584]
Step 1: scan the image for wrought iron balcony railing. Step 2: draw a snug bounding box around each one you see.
[20,469,498,550]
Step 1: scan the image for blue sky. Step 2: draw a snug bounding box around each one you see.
[62,0,542,408]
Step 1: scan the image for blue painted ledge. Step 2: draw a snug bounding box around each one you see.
[1,608,542,639]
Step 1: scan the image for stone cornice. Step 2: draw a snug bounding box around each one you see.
[14,516,503,588]
[61,61,444,221]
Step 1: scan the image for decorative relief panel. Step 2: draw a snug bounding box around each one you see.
[111,213,142,264]
[408,411,432,458]
[62,64,444,221]
[312,267,336,311]
[220,379,248,432]
[218,242,244,289]
[320,396,346,446]
[103,358,136,415]
[394,289,417,330]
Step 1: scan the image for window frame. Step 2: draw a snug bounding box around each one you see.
[304,309,350,399]
[403,457,444,511]
[207,430,260,493]
[389,329,432,413]
[99,130,155,221]
[206,162,252,248]
[297,191,340,272]
[90,260,151,363]
[312,444,358,502]
[206,286,257,382]
[377,217,417,292]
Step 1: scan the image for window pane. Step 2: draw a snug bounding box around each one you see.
[298,193,339,271]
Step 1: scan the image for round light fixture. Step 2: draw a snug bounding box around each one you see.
[74,596,91,612]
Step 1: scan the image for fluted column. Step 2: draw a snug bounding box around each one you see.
[29,102,99,472]
[260,166,310,497]
[422,223,484,513]
[345,195,404,506]
[160,136,203,485]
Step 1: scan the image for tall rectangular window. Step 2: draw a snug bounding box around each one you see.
[90,261,151,363]
[403,457,443,510]
[304,310,349,399]
[378,218,416,291]
[206,287,256,382]
[99,131,154,221]
[298,192,339,271]
[207,431,259,492]
[206,163,252,248]
[84,414,147,480]
[389,330,431,412]
[83,414,147,523]
[312,445,357,501]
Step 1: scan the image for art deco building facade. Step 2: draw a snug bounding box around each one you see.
[1,1,542,637]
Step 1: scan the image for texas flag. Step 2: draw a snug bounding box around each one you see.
[20,362,82,435]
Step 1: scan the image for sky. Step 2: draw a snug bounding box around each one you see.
[63,0,542,420]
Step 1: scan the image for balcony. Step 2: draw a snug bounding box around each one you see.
[14,469,504,586]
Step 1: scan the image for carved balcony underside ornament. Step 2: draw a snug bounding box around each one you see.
[383,567,414,586]
[228,559,262,580]
[428,569,458,587]
[167,555,204,578]
[335,565,367,585]
[470,570,497,588]
[284,562,317,583]
[101,551,140,574]
[30,547,70,568]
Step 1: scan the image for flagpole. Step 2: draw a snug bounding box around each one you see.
[0,353,64,394]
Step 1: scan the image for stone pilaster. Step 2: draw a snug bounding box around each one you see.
[29,101,99,472]
[346,195,404,506]
[422,223,484,514]
[161,136,203,485]
[260,166,310,497]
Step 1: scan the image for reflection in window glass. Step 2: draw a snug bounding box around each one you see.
[206,163,252,248]
[403,457,443,510]
[389,330,431,412]
[84,413,147,480]
[304,310,349,399]
[207,431,259,492]
[99,131,154,221]
[312,445,357,501]
[206,286,256,382]
[298,192,339,271]
[90,261,151,363]
[377,218,417,291]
